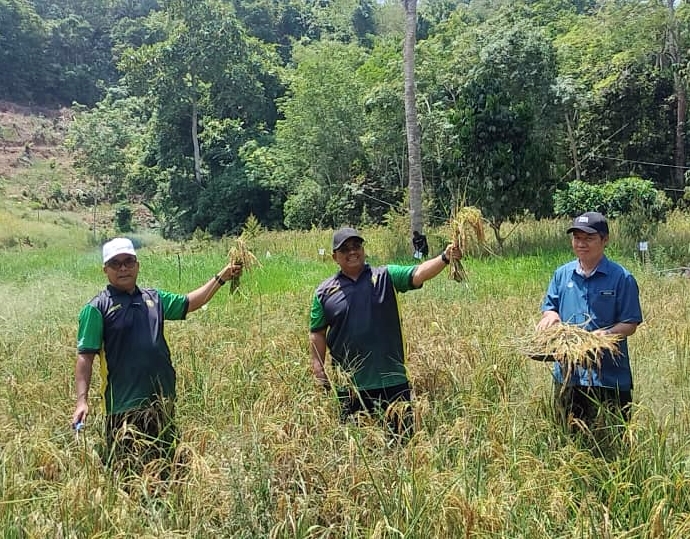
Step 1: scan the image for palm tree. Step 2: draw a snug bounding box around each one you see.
[402,0,423,236]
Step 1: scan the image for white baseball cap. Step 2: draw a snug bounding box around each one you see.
[102,237,137,264]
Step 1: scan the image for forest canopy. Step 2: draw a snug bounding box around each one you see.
[3,0,689,238]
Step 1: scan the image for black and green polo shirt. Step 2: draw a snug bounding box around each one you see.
[310,264,418,391]
[77,285,188,415]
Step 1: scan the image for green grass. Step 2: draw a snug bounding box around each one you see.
[2,210,690,537]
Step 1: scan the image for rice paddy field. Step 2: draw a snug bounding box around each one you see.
[1,207,690,538]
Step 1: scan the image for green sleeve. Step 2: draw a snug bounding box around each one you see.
[310,294,327,332]
[77,304,103,353]
[159,289,189,320]
[386,265,418,292]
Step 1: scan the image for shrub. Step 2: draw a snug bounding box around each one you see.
[284,179,327,229]
[115,204,133,233]
[553,177,671,222]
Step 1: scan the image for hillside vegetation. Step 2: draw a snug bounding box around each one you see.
[0,103,154,249]
[5,0,690,238]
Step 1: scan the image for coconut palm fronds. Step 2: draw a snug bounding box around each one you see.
[449,205,485,282]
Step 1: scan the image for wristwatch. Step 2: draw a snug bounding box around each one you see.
[441,251,450,264]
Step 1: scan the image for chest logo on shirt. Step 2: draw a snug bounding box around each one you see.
[106,304,122,315]
[567,281,574,288]
[326,285,341,296]
[146,299,155,308]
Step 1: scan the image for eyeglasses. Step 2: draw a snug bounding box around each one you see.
[106,257,137,269]
[336,241,363,254]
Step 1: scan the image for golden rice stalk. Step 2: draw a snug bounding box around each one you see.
[517,323,622,386]
[227,237,260,291]
[449,205,485,282]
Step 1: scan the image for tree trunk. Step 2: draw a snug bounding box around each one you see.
[402,0,423,236]
[673,72,687,191]
[191,92,203,187]
[668,0,687,193]
[564,112,581,181]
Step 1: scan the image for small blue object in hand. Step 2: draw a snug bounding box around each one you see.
[73,421,84,432]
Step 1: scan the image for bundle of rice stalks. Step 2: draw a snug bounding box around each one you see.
[227,237,260,291]
[518,323,622,385]
[449,205,485,282]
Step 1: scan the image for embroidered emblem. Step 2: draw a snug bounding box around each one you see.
[326,285,341,296]
[146,299,155,308]
[106,304,122,315]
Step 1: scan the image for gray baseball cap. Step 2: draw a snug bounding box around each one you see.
[332,227,365,251]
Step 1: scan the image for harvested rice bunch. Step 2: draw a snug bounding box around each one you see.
[449,205,485,282]
[227,238,260,291]
[518,323,622,384]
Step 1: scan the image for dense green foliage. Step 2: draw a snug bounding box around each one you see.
[554,177,672,220]
[5,0,690,237]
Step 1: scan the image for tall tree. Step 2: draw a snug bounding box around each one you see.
[665,0,688,193]
[555,1,676,188]
[402,0,424,236]
[424,17,562,246]
[359,38,407,199]
[259,41,369,229]
[119,0,280,236]
[0,0,48,102]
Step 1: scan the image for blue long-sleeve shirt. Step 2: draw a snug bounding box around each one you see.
[541,256,643,390]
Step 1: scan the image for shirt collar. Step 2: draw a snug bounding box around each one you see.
[574,255,608,278]
[106,284,141,297]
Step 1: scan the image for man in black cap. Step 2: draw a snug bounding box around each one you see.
[309,227,459,439]
[536,212,642,436]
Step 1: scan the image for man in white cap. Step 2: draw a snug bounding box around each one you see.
[72,237,242,470]
[536,212,642,437]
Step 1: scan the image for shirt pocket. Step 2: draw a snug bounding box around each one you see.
[591,289,617,326]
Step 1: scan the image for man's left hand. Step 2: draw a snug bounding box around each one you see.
[219,263,243,282]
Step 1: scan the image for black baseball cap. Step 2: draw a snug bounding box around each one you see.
[567,212,609,236]
[332,227,365,251]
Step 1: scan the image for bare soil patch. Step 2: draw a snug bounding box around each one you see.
[0,101,155,233]
[0,100,74,184]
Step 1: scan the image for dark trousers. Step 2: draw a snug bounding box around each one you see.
[104,399,178,471]
[338,382,414,439]
[554,383,632,432]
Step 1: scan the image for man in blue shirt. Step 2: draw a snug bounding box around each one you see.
[536,212,642,431]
